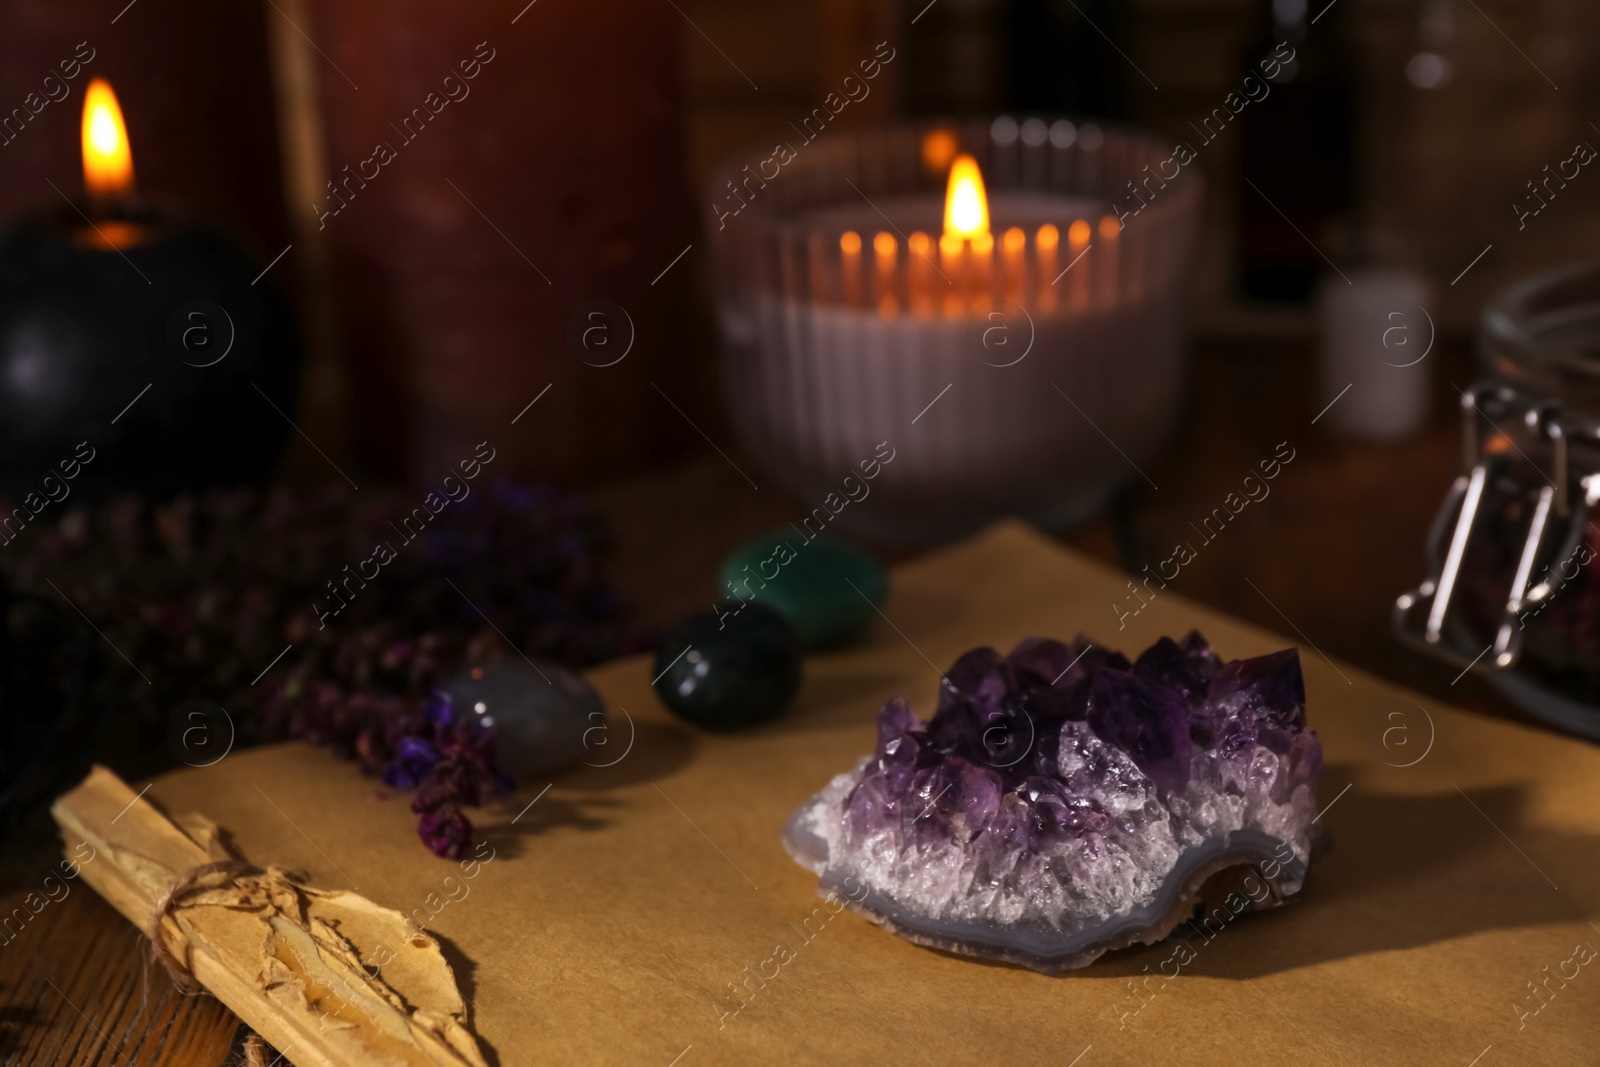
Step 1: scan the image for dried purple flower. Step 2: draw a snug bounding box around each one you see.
[0,479,652,855]
[383,737,440,790]
[423,690,455,730]
[417,805,473,859]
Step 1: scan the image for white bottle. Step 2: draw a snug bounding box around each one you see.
[1316,264,1432,441]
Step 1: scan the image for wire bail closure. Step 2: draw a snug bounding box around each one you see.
[1394,381,1589,677]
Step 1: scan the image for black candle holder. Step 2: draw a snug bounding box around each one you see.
[0,198,300,502]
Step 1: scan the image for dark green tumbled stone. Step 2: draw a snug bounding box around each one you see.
[652,602,802,731]
[717,531,888,650]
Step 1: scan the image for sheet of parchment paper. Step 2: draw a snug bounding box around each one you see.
[139,521,1600,1066]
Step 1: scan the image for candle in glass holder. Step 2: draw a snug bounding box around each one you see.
[709,120,1202,543]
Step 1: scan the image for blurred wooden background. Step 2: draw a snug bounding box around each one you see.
[679,0,1600,337]
[1,0,1596,485]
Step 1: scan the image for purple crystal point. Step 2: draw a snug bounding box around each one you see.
[1007,637,1075,688]
[783,632,1324,974]
[1086,668,1193,792]
[938,647,1008,717]
[876,697,922,753]
[844,773,898,846]
[1274,728,1323,804]
[1006,636,1090,725]
[1178,630,1220,673]
[1132,635,1213,704]
[1209,648,1307,730]
[911,755,1001,837]
[878,725,921,794]
[1017,775,1110,849]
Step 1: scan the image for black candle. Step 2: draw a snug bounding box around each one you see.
[0,79,299,505]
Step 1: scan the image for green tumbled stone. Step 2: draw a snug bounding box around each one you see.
[718,530,888,650]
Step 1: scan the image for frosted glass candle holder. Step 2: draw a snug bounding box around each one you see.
[705,118,1203,543]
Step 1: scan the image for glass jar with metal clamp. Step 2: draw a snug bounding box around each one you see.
[1394,261,1600,738]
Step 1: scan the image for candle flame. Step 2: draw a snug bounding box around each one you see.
[943,154,989,240]
[82,78,134,199]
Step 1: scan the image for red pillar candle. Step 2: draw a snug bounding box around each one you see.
[305,0,705,484]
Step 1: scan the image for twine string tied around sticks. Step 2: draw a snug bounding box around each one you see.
[145,858,263,995]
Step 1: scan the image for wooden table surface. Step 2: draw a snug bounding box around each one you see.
[0,333,1546,1065]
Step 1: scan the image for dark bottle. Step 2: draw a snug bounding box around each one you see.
[1237,0,1356,302]
[1004,0,1130,119]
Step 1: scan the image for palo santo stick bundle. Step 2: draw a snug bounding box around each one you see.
[51,766,487,1067]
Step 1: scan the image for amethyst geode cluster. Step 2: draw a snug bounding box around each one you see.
[782,632,1323,973]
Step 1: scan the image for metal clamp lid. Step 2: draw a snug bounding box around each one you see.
[1393,382,1589,677]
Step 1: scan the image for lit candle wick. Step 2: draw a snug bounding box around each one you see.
[1002,227,1026,304]
[1036,224,1059,313]
[1097,215,1120,306]
[939,231,965,317]
[908,232,934,316]
[1067,219,1091,309]
[971,231,994,310]
[873,231,898,316]
[840,230,862,307]
[941,153,990,316]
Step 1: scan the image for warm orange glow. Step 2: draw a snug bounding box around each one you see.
[1063,220,1091,309]
[971,231,994,302]
[908,231,933,314]
[938,230,965,315]
[1002,227,1025,299]
[939,231,964,262]
[921,129,958,173]
[943,155,989,239]
[1096,215,1120,302]
[1036,225,1059,311]
[873,232,898,316]
[82,78,134,199]
[840,230,862,305]
[76,220,143,251]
